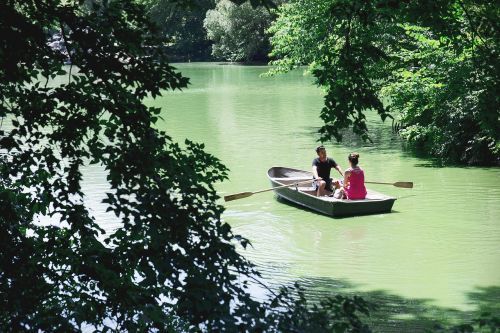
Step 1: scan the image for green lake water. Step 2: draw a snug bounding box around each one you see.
[83,63,499,329]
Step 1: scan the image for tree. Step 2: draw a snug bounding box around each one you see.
[204,0,274,62]
[268,0,499,165]
[382,21,500,165]
[0,0,373,331]
[0,0,253,330]
[140,0,216,61]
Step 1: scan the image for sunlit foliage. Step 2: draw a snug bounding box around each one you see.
[204,0,273,62]
[268,0,499,165]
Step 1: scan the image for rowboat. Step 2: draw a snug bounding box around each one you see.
[268,166,396,217]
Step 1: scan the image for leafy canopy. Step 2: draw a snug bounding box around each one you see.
[268,0,499,165]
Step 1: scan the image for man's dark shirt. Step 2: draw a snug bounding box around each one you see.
[312,157,338,180]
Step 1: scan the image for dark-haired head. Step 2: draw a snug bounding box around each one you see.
[315,145,326,154]
[348,152,360,166]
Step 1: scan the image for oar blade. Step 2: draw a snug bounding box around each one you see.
[393,181,413,188]
[224,192,253,202]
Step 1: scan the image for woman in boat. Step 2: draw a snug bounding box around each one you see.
[338,153,367,200]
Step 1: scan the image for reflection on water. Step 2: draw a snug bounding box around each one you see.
[81,63,499,325]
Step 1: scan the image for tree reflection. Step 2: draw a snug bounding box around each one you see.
[262,275,500,333]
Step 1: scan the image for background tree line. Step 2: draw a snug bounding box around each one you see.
[141,0,499,165]
[138,0,275,62]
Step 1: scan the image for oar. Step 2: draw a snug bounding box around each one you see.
[365,181,413,188]
[224,179,313,202]
[271,178,414,189]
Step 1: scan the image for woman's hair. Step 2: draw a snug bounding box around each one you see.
[348,152,360,166]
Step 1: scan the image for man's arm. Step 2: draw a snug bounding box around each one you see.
[312,165,321,179]
[335,165,343,177]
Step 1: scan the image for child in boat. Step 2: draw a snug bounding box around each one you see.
[334,153,367,200]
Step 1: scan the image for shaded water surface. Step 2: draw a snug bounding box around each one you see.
[87,63,499,331]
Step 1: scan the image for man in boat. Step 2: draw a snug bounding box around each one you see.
[312,145,343,196]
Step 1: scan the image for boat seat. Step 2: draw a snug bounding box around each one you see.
[295,186,317,195]
[293,186,314,191]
